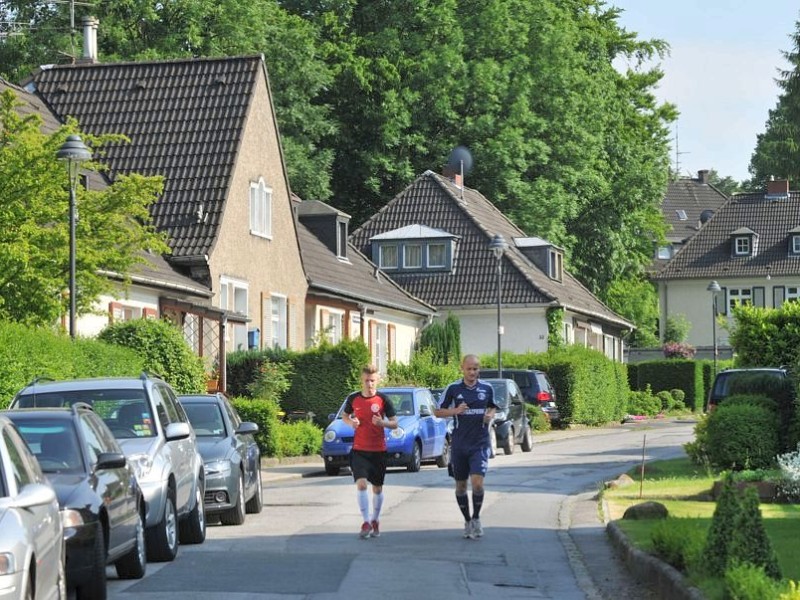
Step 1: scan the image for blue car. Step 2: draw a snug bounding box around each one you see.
[322,387,450,475]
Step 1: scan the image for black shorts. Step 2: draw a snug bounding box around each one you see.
[350,450,387,486]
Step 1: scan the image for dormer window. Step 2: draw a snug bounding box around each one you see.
[548,249,563,281]
[379,245,399,269]
[337,220,348,259]
[730,227,758,257]
[792,235,800,256]
[428,243,447,268]
[403,244,422,269]
[734,237,750,255]
[370,224,457,273]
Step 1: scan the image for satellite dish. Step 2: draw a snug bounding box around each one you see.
[447,146,473,175]
[700,209,714,225]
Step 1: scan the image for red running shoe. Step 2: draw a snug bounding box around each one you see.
[359,522,372,539]
[370,520,380,537]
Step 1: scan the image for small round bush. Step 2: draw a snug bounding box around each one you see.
[670,388,686,405]
[684,414,710,466]
[526,403,551,432]
[706,403,779,470]
[656,390,673,411]
[627,389,661,416]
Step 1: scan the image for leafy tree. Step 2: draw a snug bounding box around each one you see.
[664,314,691,344]
[0,89,169,325]
[604,277,659,347]
[706,169,741,196]
[418,312,461,364]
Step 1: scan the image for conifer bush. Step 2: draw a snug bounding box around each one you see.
[703,477,741,575]
[727,487,782,579]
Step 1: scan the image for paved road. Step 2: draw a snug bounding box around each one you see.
[105,419,696,600]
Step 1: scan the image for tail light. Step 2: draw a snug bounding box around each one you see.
[536,391,552,402]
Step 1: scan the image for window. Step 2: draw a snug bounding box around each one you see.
[325,310,344,344]
[548,249,563,281]
[428,243,446,268]
[404,244,422,269]
[657,245,672,260]
[219,282,229,310]
[109,302,141,323]
[792,236,800,255]
[734,236,751,256]
[220,277,249,350]
[728,288,752,313]
[787,287,800,303]
[271,295,287,349]
[337,221,348,259]
[676,209,688,221]
[249,178,272,237]
[379,245,398,269]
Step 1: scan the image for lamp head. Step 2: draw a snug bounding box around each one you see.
[57,135,92,187]
[707,281,722,293]
[489,234,507,259]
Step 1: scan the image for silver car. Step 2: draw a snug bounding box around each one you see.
[0,415,65,600]
[12,373,206,562]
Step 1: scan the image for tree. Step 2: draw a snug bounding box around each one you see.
[706,169,741,196]
[0,89,169,325]
[604,277,659,347]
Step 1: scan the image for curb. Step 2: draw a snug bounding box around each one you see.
[606,522,706,600]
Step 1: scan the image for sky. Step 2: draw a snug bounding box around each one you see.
[610,0,799,182]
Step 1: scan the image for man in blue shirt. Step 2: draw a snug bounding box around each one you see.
[435,354,497,539]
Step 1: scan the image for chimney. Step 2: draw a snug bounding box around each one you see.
[766,178,789,197]
[81,16,99,63]
[697,169,710,184]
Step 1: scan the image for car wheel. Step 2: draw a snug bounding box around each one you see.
[521,424,533,452]
[146,490,178,562]
[245,468,263,514]
[325,464,341,476]
[221,472,246,526]
[76,523,107,600]
[435,436,451,468]
[503,427,515,455]
[179,480,207,544]
[407,440,422,472]
[115,507,146,579]
[489,427,497,458]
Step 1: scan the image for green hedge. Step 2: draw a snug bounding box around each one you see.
[636,360,704,411]
[706,401,780,470]
[730,302,800,368]
[0,321,144,407]
[230,396,323,457]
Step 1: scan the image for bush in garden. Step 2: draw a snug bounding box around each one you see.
[248,360,293,404]
[656,390,673,411]
[703,477,742,575]
[664,314,691,344]
[230,396,282,457]
[669,388,686,409]
[777,444,800,502]
[276,421,323,457]
[684,414,711,466]
[525,403,551,432]
[728,486,782,579]
[627,387,661,416]
[706,402,779,470]
[724,563,781,600]
[662,342,696,359]
[651,518,706,572]
[385,347,461,388]
[636,359,704,411]
[780,581,800,600]
[98,318,206,393]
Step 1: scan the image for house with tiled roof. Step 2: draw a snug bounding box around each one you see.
[653,170,728,271]
[25,49,308,368]
[654,179,800,348]
[350,171,634,360]
[294,199,435,371]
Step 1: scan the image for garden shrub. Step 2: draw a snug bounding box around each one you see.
[230,396,282,457]
[98,318,206,393]
[777,444,800,503]
[385,347,461,388]
[730,302,800,369]
[627,387,661,416]
[670,388,686,405]
[248,360,293,403]
[704,477,742,575]
[651,517,706,572]
[636,359,704,411]
[780,581,800,600]
[526,403,551,432]
[662,342,696,359]
[706,403,779,470]
[276,421,323,457]
[724,563,781,600]
[728,487,782,579]
[723,394,778,412]
[656,390,674,411]
[417,313,461,365]
[684,414,710,466]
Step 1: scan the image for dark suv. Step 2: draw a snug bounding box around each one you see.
[481,369,560,423]
[483,379,533,455]
[707,367,791,411]
[12,373,206,562]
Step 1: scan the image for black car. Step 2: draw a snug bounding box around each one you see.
[178,394,263,526]
[482,369,560,423]
[707,367,792,411]
[4,404,146,598]
[483,378,533,455]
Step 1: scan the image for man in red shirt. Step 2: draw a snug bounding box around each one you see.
[342,365,398,538]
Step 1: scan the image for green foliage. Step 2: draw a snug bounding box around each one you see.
[230,396,282,457]
[417,313,461,365]
[627,387,662,416]
[684,414,711,467]
[724,562,781,600]
[705,169,741,197]
[627,363,639,391]
[664,314,691,344]
[384,348,461,388]
[670,388,686,405]
[636,360,704,411]
[730,303,800,369]
[656,390,674,411]
[706,403,780,471]
[97,319,205,393]
[604,277,659,347]
[728,487,782,580]
[276,421,323,457]
[0,90,169,325]
[248,360,293,402]
[525,403,551,432]
[704,477,742,575]
[651,517,706,572]
[546,307,565,350]
[0,320,144,407]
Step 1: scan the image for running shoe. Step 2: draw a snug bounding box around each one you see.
[463,520,473,539]
[370,520,380,537]
[471,518,483,538]
[359,522,372,539]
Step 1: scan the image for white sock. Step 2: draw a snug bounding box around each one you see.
[372,491,384,522]
[357,489,369,522]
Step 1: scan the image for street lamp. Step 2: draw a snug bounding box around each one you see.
[57,135,92,339]
[707,280,722,376]
[489,234,508,377]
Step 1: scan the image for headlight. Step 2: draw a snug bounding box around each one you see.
[204,460,232,477]
[128,453,154,481]
[61,508,84,528]
[390,427,405,439]
[0,553,15,576]
[323,430,336,443]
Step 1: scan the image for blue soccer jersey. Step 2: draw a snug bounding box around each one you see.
[439,379,496,449]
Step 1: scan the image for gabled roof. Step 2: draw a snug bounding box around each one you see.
[350,171,632,329]
[371,224,456,240]
[662,173,728,243]
[1,78,62,133]
[296,221,434,317]
[28,55,266,258]
[655,191,800,280]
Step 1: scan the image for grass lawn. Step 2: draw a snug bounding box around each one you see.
[604,457,800,590]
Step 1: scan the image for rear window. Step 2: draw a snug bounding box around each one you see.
[712,371,786,399]
[183,402,226,438]
[11,418,84,474]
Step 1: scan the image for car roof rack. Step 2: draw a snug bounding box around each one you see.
[140,371,165,381]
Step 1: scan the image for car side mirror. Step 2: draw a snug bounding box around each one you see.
[236,422,259,435]
[419,405,431,417]
[95,452,127,470]
[165,422,191,441]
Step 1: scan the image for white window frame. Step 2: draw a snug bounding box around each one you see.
[337,221,348,259]
[728,287,752,314]
[734,236,750,256]
[323,308,344,344]
[548,249,563,281]
[787,286,800,303]
[271,294,288,349]
[428,243,447,268]
[792,235,800,255]
[249,178,272,238]
[111,303,141,322]
[220,276,249,350]
[379,245,398,269]
[656,245,672,260]
[403,244,422,269]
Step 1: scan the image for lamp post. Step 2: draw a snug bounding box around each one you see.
[57,135,92,339]
[707,280,722,376]
[489,234,508,377]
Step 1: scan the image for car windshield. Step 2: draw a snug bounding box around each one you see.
[11,418,84,474]
[183,403,226,438]
[16,389,155,439]
[486,381,510,409]
[384,393,414,416]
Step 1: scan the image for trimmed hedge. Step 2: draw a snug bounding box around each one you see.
[636,359,704,411]
[0,321,144,407]
[231,396,282,457]
[706,401,780,470]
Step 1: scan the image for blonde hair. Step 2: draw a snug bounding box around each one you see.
[361,364,379,376]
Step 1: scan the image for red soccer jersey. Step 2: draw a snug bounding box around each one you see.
[343,391,396,452]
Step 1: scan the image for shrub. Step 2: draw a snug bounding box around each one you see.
[704,477,741,575]
[651,517,706,572]
[684,414,711,466]
[730,302,800,369]
[417,313,460,365]
[627,387,661,416]
[656,390,674,411]
[385,347,461,388]
[636,360,704,411]
[231,396,282,457]
[706,402,780,470]
[780,581,800,600]
[670,388,686,405]
[724,563,781,600]
[777,444,800,502]
[662,342,696,359]
[728,487,782,579]
[249,360,293,403]
[627,363,639,391]
[664,314,691,344]
[526,403,551,432]
[98,318,205,393]
[276,421,323,457]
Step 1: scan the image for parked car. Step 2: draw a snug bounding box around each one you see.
[4,404,146,597]
[483,379,533,456]
[481,369,560,424]
[12,373,206,562]
[178,394,262,526]
[707,367,792,411]
[322,387,449,475]
[0,414,65,600]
